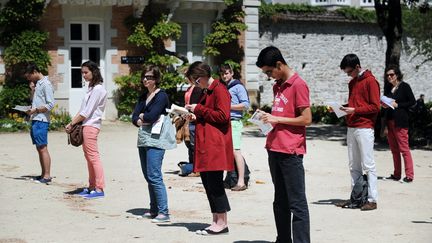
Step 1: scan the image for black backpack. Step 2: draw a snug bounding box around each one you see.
[224,157,251,189]
[344,174,368,208]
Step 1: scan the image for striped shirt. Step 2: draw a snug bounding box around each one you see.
[31,76,55,122]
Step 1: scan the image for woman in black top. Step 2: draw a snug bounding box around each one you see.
[382,65,416,182]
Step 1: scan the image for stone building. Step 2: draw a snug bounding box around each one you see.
[257,14,432,107]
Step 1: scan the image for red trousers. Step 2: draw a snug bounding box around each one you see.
[387,120,414,179]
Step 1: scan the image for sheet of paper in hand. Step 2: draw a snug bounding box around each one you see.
[380,96,395,109]
[13,105,31,112]
[325,101,348,118]
[166,104,190,115]
[248,110,273,135]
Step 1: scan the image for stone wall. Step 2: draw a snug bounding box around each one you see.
[258,20,432,106]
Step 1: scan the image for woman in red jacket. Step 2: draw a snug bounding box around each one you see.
[185,61,234,235]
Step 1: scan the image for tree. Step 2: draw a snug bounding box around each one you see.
[404,2,432,67]
[375,0,403,94]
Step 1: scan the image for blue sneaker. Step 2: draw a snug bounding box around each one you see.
[151,214,170,223]
[77,188,90,196]
[83,190,104,199]
[35,177,52,184]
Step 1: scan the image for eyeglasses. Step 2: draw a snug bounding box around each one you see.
[262,68,274,77]
[386,73,396,78]
[142,75,155,81]
[195,77,201,85]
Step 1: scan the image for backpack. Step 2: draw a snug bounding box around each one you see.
[344,174,368,208]
[223,157,251,189]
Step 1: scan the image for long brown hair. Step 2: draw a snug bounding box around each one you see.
[81,61,103,87]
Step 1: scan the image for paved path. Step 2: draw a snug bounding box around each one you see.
[0,122,431,243]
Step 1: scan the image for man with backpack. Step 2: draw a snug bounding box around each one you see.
[219,64,250,191]
[337,54,380,211]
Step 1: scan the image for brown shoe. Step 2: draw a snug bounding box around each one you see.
[361,202,377,211]
[231,185,247,191]
[335,199,350,207]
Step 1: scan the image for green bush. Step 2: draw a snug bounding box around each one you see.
[0,105,71,133]
[310,105,345,125]
[0,84,30,118]
[113,73,143,117]
[4,30,51,74]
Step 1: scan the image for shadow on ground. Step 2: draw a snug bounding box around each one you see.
[156,222,210,232]
[64,187,87,195]
[233,241,273,243]
[126,208,149,216]
[412,219,432,224]
[312,199,347,206]
[306,124,346,142]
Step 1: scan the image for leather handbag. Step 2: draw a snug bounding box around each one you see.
[67,122,83,147]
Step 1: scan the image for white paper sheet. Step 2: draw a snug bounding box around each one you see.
[151,115,164,134]
[166,104,190,115]
[325,102,347,118]
[380,96,395,109]
[248,110,273,135]
[13,105,31,112]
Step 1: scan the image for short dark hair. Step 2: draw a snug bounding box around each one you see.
[24,62,41,74]
[141,64,162,86]
[385,65,403,82]
[219,64,233,74]
[256,46,287,68]
[82,61,103,87]
[185,61,211,80]
[340,54,361,69]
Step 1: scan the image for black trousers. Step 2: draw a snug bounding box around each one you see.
[268,150,310,243]
[200,171,231,213]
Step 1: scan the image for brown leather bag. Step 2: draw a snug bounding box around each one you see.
[67,122,83,147]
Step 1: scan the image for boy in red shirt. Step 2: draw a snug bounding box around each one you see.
[256,46,312,243]
[339,53,380,211]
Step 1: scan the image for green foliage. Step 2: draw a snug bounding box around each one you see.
[0,0,45,45]
[310,105,345,125]
[127,23,153,49]
[149,15,181,40]
[4,30,51,74]
[0,105,71,132]
[403,5,432,65]
[49,106,72,131]
[113,73,143,116]
[259,2,375,23]
[259,2,326,19]
[0,84,30,118]
[336,7,377,23]
[203,0,247,58]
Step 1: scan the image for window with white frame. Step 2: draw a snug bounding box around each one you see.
[311,0,328,4]
[176,23,206,62]
[360,0,374,6]
[69,22,103,88]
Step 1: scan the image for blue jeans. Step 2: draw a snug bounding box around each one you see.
[138,147,168,215]
[268,150,310,243]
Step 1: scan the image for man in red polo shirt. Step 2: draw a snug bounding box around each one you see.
[256,46,312,243]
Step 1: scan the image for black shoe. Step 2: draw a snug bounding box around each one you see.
[386,174,401,181]
[403,177,413,183]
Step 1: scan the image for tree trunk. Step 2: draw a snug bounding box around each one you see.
[375,0,403,95]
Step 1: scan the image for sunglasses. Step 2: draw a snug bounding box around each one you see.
[386,73,396,78]
[142,75,156,81]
